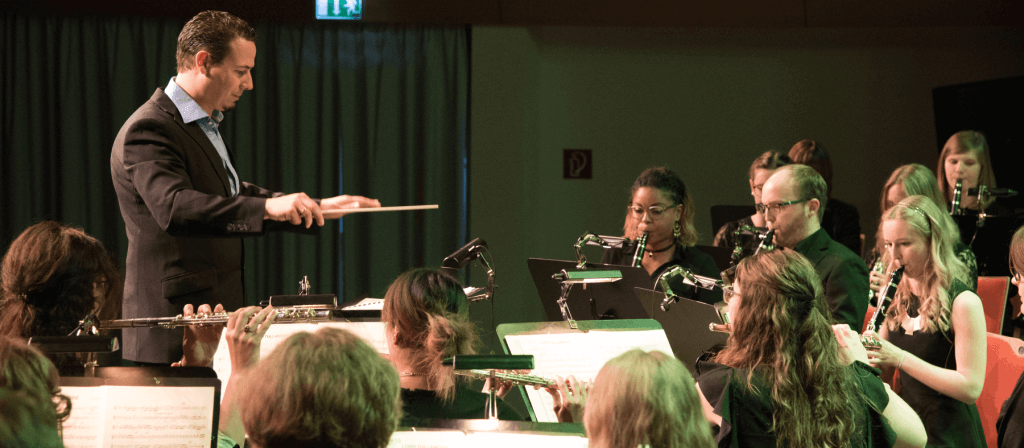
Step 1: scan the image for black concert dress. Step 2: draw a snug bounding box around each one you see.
[885,279,986,448]
[399,383,526,426]
[696,361,894,448]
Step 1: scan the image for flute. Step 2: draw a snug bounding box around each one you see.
[453,369,585,389]
[709,323,732,333]
[95,307,333,330]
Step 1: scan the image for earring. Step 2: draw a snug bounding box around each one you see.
[673,222,682,239]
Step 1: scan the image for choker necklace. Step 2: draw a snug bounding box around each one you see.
[646,243,675,255]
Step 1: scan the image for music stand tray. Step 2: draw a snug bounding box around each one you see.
[527,258,653,322]
[632,287,730,377]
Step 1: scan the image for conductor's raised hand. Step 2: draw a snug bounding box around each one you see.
[225,306,276,371]
[319,195,381,218]
[264,193,323,228]
[174,303,226,367]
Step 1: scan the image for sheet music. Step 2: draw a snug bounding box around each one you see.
[62,386,107,448]
[341,298,384,310]
[505,329,674,422]
[61,385,215,448]
[387,431,587,448]
[212,321,388,400]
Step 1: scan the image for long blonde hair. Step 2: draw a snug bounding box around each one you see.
[584,349,714,448]
[879,195,969,334]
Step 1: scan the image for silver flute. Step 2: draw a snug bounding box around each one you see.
[453,369,585,388]
[95,307,333,330]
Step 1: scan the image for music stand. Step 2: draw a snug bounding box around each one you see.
[694,244,734,272]
[527,258,652,322]
[710,204,756,237]
[633,288,729,376]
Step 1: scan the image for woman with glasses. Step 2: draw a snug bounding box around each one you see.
[996,225,1024,448]
[602,167,722,304]
[713,151,791,263]
[696,249,926,448]
[866,195,987,448]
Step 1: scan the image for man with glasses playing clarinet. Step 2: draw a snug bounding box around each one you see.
[759,164,870,329]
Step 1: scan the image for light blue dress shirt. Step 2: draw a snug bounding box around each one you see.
[165,78,240,196]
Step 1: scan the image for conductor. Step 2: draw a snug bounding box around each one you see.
[110,11,378,364]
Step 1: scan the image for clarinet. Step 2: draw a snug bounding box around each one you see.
[862,266,904,344]
[951,180,963,216]
[631,232,649,267]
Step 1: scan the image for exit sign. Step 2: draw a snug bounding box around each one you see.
[316,0,362,20]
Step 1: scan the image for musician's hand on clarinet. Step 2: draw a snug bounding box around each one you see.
[864,331,906,370]
[832,324,869,366]
[868,270,886,297]
[226,306,276,371]
[319,195,381,218]
[173,303,226,367]
[543,375,588,423]
[264,193,323,228]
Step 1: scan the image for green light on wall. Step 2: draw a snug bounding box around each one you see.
[316,0,362,20]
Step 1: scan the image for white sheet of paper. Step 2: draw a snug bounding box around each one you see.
[505,329,674,422]
[62,386,107,448]
[62,385,215,448]
[386,430,588,448]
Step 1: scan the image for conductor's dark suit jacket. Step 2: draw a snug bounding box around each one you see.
[111,88,308,363]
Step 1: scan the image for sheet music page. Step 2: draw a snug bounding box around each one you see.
[213,321,388,400]
[341,298,384,310]
[465,432,589,448]
[103,386,215,448]
[505,329,673,422]
[387,430,466,448]
[62,386,107,448]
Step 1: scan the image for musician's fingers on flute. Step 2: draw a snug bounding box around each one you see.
[252,305,276,337]
[227,306,258,336]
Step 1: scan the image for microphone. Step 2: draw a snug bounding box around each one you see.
[968,187,1018,198]
[442,238,488,269]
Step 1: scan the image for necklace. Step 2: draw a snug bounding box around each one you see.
[646,243,675,255]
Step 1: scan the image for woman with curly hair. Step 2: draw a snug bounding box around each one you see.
[382,268,524,424]
[696,249,925,448]
[0,221,122,341]
[867,195,987,447]
[602,166,721,304]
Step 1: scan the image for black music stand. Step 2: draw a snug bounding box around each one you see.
[695,244,734,272]
[528,258,652,322]
[633,288,729,377]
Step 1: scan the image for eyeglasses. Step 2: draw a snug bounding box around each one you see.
[628,204,676,219]
[755,199,807,217]
[722,287,735,304]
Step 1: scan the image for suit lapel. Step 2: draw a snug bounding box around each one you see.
[153,89,234,196]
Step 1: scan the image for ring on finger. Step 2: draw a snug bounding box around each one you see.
[243,325,252,333]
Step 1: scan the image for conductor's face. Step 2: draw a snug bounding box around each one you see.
[205,38,255,112]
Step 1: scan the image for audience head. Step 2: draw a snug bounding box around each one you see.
[176,11,257,72]
[788,139,834,199]
[0,388,65,448]
[715,249,858,447]
[584,349,714,448]
[748,151,792,206]
[937,130,996,207]
[0,221,122,339]
[880,164,947,214]
[760,165,827,248]
[238,327,401,448]
[624,166,698,247]
[0,336,70,437]
[879,195,967,333]
[381,268,479,400]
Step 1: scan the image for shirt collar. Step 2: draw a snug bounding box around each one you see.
[165,77,224,124]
